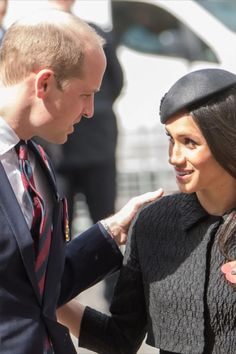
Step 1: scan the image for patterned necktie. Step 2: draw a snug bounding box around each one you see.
[16,140,52,297]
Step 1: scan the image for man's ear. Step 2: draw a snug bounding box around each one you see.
[35,69,55,99]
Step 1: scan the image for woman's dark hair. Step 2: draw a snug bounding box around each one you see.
[190,86,236,262]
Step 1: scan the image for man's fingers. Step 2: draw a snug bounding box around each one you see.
[103,188,164,246]
[130,188,164,209]
[137,188,164,203]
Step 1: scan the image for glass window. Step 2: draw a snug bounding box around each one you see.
[111,0,218,63]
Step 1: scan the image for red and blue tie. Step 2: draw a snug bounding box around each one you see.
[16,140,53,353]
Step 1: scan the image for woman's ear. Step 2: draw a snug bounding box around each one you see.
[35,69,54,99]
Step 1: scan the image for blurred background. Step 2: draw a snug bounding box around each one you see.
[3,1,236,353]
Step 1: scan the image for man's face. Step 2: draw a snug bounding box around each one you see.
[37,45,106,144]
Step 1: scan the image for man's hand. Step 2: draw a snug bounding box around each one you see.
[101,188,164,245]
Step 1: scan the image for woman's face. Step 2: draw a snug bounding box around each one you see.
[165,112,231,195]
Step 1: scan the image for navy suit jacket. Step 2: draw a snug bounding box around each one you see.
[0,141,122,354]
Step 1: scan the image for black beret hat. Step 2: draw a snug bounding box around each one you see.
[160,68,236,123]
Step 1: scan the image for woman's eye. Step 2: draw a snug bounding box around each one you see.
[165,131,174,143]
[184,138,197,148]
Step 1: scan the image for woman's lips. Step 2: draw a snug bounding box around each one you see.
[175,169,194,182]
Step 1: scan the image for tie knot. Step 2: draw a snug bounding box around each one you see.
[15,140,28,160]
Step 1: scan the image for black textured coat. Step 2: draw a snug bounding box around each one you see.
[80,193,236,354]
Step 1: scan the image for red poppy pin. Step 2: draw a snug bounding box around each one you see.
[221,261,236,284]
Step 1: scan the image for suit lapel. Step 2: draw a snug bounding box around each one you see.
[0,141,62,306]
[0,162,42,303]
[28,140,59,199]
[43,198,65,309]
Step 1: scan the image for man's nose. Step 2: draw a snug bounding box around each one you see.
[83,96,94,118]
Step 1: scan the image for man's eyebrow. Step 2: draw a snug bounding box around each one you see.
[82,88,100,95]
[86,88,100,94]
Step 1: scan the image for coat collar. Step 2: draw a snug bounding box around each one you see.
[178,193,222,231]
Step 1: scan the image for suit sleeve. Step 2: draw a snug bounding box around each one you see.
[79,220,147,354]
[58,223,123,306]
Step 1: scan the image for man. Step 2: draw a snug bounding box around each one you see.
[0,9,162,354]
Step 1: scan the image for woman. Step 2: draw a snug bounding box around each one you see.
[57,68,236,354]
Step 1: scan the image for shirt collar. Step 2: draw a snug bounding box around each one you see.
[0,116,20,156]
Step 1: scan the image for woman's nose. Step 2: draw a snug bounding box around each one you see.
[168,144,186,165]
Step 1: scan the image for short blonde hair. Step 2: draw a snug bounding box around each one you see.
[0,9,104,87]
